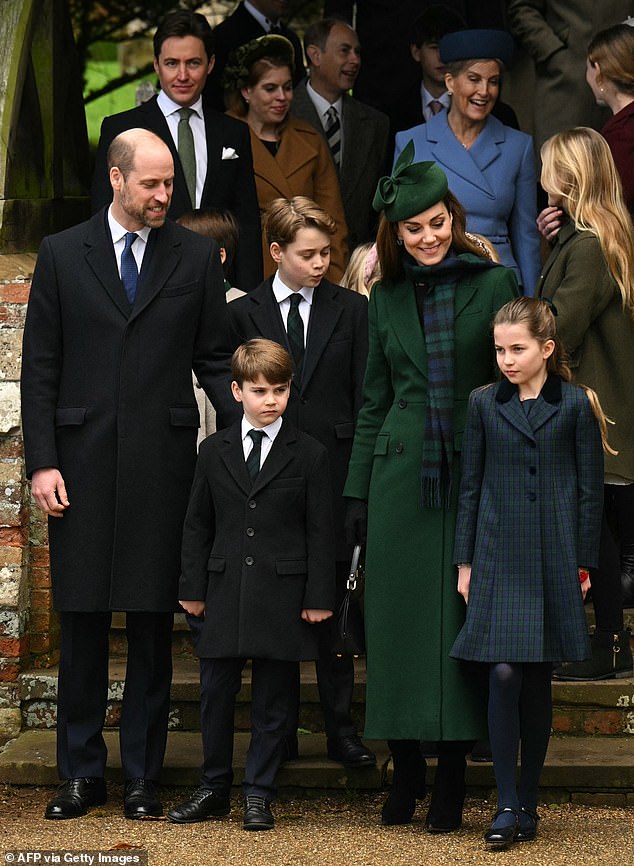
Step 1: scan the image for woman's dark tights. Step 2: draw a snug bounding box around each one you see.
[488,662,552,814]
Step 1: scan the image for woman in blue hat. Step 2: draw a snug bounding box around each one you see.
[344,144,518,829]
[394,29,540,296]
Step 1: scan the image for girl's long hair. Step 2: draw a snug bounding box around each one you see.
[540,127,634,318]
[494,297,616,455]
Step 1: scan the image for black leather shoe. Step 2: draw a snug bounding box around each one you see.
[327,734,376,768]
[516,806,539,842]
[167,787,231,823]
[484,807,519,847]
[243,795,274,830]
[124,779,163,819]
[45,777,107,820]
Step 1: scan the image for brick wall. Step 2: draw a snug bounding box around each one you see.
[0,254,52,740]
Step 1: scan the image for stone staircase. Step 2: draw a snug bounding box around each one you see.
[1,612,633,804]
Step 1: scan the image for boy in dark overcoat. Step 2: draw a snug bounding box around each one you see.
[228,196,375,768]
[168,339,335,830]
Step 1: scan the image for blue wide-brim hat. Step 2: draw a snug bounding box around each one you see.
[373,140,449,222]
[439,29,514,67]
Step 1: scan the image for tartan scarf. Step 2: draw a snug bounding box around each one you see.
[403,251,500,509]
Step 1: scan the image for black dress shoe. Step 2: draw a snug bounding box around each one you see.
[243,795,274,830]
[167,788,231,824]
[124,779,163,819]
[45,777,107,820]
[327,734,376,768]
[515,806,539,842]
[484,807,519,847]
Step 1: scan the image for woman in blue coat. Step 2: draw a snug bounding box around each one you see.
[394,30,540,294]
[451,298,607,847]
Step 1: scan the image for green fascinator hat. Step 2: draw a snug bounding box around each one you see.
[373,140,449,222]
[223,34,295,94]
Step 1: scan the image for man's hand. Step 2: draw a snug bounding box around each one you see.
[536,206,563,242]
[31,468,69,517]
[457,564,471,604]
[180,600,205,617]
[301,608,333,623]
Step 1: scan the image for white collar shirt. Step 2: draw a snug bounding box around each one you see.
[157,90,207,207]
[107,208,151,275]
[272,272,315,345]
[241,414,283,467]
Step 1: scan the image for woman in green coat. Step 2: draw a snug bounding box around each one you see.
[344,142,517,829]
[537,127,634,679]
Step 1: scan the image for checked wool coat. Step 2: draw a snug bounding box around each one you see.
[343,259,517,740]
[451,376,603,663]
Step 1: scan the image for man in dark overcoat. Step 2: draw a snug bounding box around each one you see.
[21,128,236,821]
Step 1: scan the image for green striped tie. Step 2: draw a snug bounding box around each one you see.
[178,107,196,205]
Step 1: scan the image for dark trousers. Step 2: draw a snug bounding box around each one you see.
[288,560,356,740]
[199,657,297,800]
[592,484,630,632]
[56,610,174,781]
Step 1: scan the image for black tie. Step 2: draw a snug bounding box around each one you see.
[246,429,265,483]
[120,232,139,305]
[287,293,305,371]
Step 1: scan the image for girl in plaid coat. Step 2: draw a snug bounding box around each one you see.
[451,297,611,848]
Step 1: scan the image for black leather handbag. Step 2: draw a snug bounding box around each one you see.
[332,544,366,656]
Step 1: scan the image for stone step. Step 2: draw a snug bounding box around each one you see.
[17,658,634,737]
[0,729,633,803]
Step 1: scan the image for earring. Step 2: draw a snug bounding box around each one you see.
[245,97,250,103]
[396,237,403,246]
[447,90,453,96]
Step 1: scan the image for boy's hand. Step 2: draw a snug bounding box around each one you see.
[180,599,205,617]
[301,608,333,623]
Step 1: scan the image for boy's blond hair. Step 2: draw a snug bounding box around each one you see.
[231,339,293,386]
[264,196,336,247]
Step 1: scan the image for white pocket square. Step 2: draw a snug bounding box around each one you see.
[222,147,239,160]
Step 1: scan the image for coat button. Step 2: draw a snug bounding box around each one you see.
[245,555,254,566]
[395,442,404,454]
[529,441,536,448]
[529,466,536,475]
[398,399,407,409]
[248,500,256,509]
[527,492,536,502]
[246,527,255,537]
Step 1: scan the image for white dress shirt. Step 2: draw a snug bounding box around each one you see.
[241,415,283,470]
[272,273,315,345]
[107,208,151,275]
[157,90,207,208]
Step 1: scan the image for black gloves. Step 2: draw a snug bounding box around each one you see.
[344,498,368,547]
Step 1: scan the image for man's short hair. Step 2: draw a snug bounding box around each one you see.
[303,18,345,65]
[264,196,336,247]
[411,4,466,48]
[231,339,293,386]
[153,10,214,60]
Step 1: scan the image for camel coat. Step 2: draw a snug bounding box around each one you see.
[228,113,348,281]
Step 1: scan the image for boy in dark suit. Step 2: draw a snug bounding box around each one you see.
[168,339,335,830]
[228,197,374,768]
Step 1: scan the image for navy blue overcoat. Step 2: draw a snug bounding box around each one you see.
[451,376,603,663]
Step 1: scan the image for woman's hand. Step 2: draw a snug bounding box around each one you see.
[457,564,471,604]
[579,570,591,601]
[536,206,564,242]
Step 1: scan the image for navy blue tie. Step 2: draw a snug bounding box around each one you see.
[121,232,139,305]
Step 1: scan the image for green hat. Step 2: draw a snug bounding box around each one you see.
[373,140,449,221]
[223,35,295,94]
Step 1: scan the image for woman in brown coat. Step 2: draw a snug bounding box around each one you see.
[537,127,634,679]
[223,35,348,281]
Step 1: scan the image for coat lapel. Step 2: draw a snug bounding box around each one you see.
[427,114,496,198]
[130,222,182,320]
[201,109,223,205]
[84,211,131,319]
[496,375,561,439]
[246,280,290,349]
[250,420,296,494]
[301,281,343,392]
[537,222,575,299]
[218,423,252,495]
[389,280,427,377]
